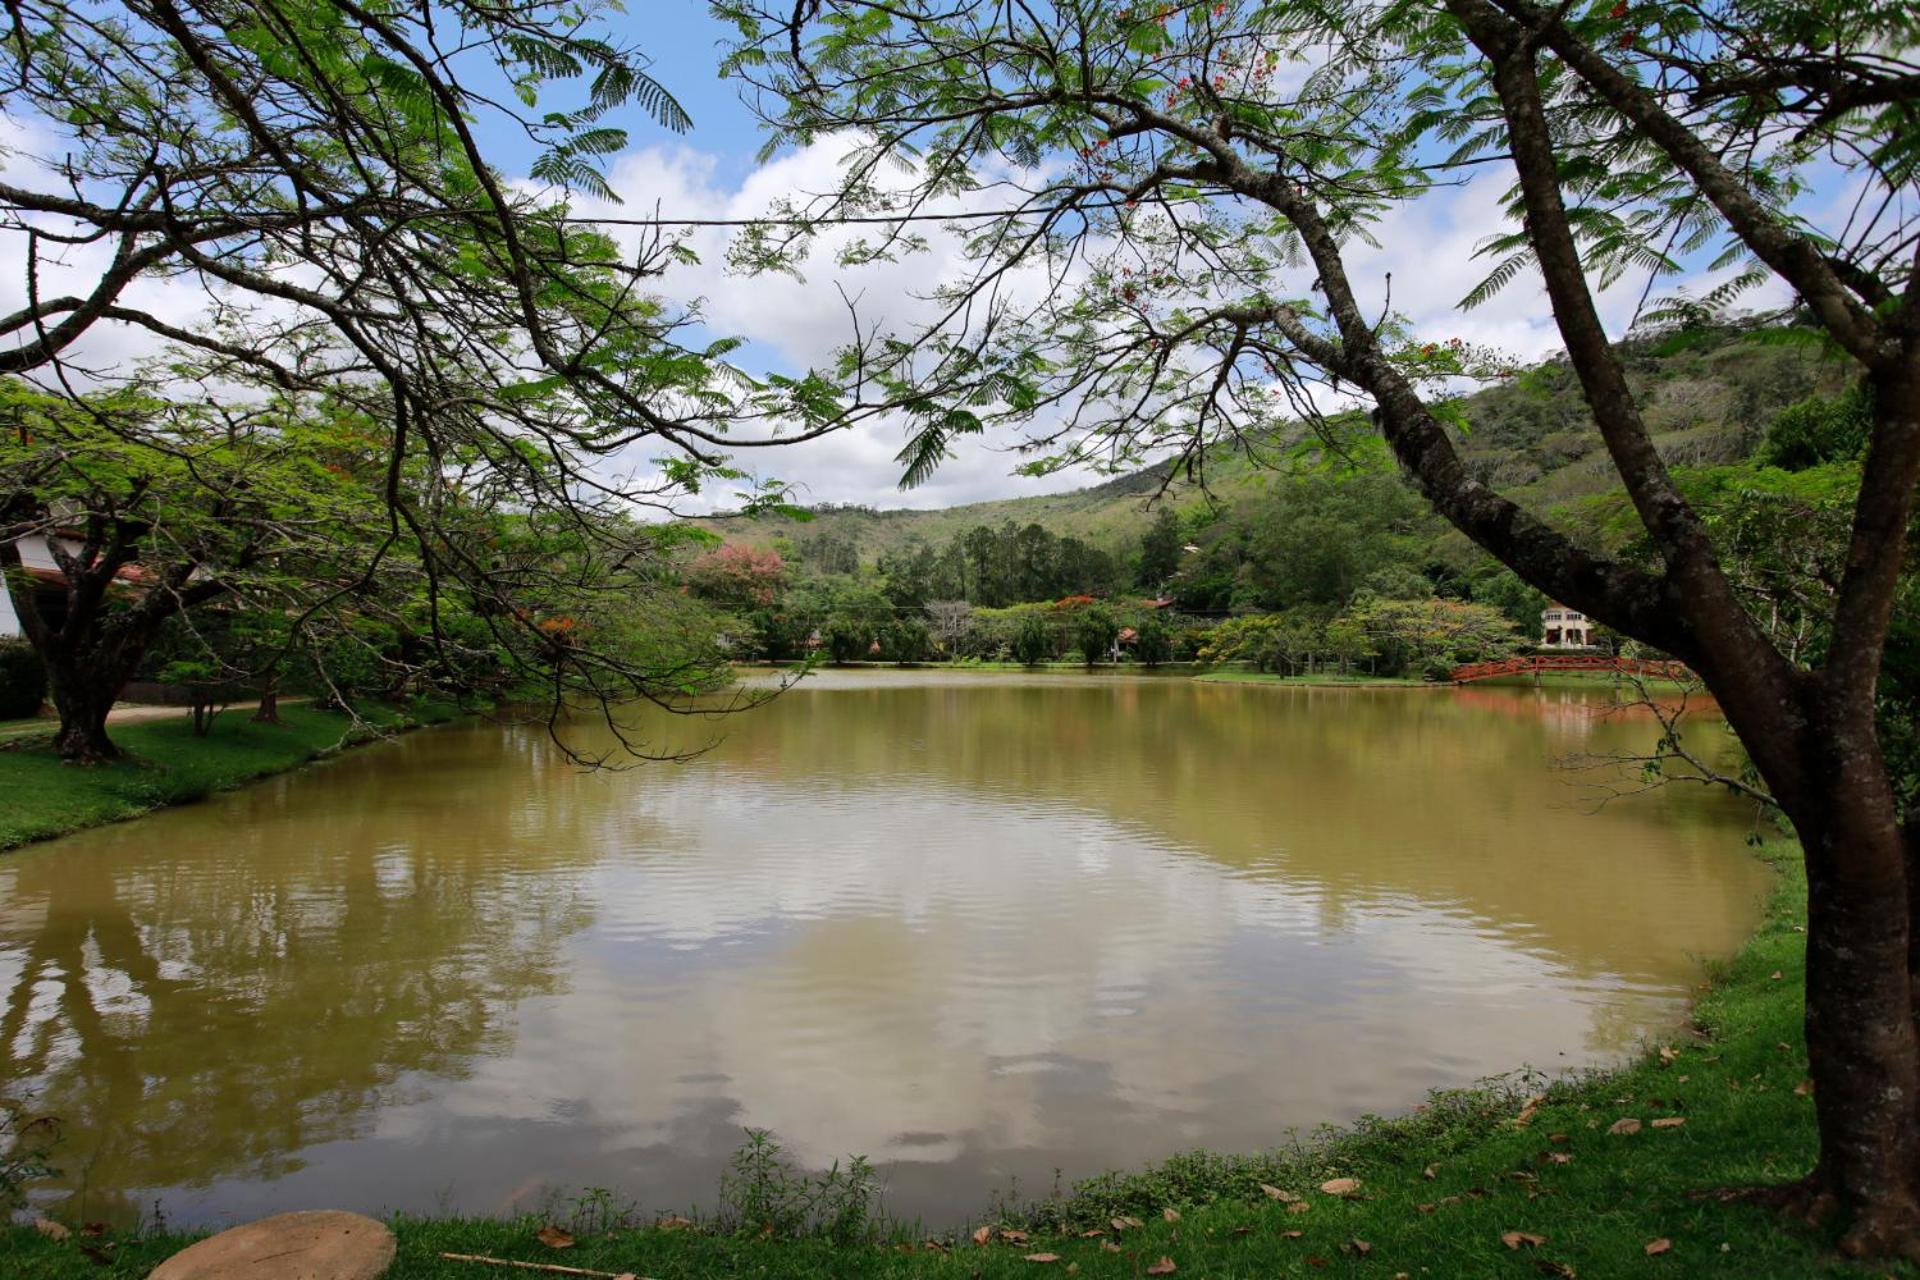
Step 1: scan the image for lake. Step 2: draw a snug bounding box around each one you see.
[0,671,1771,1229]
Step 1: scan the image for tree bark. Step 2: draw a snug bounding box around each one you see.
[252,680,281,724]
[1793,778,1920,1257]
[42,652,124,764]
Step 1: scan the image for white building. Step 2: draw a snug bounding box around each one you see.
[1539,603,1593,648]
[1,532,101,639]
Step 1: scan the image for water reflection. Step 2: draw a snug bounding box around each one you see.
[0,675,1769,1228]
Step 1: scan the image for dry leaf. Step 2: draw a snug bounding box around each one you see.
[534,1224,576,1250]
[1112,1216,1144,1231]
[1101,1241,1122,1254]
[33,1219,70,1242]
[1793,1079,1814,1097]
[1608,1118,1643,1135]
[1287,1201,1313,1214]
[1645,1238,1673,1256]
[1502,1231,1548,1250]
[1515,1095,1545,1127]
[1350,1238,1373,1256]
[1545,1152,1573,1165]
[1319,1177,1362,1197]
[1658,1046,1678,1064]
[1067,1265,1078,1275]
[1000,1229,1031,1244]
[1077,1229,1105,1238]
[1532,1261,1577,1278]
[1259,1184,1298,1203]
[1023,1252,1061,1264]
[1422,1164,1438,1180]
[1163,1207,1181,1223]
[1146,1257,1177,1275]
[1305,1255,1329,1268]
[1651,1117,1687,1129]
[1415,1203,1437,1214]
[972,1226,993,1247]
[1282,1230,1305,1240]
[656,1215,694,1232]
[1231,1226,1252,1238]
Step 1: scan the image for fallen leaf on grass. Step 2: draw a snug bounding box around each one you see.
[1281,1230,1304,1240]
[1515,1095,1545,1127]
[972,1226,992,1247]
[1771,970,1783,980]
[1023,1252,1061,1263]
[1319,1177,1362,1197]
[534,1224,576,1250]
[1231,1226,1251,1237]
[1146,1257,1177,1275]
[656,1215,694,1232]
[1067,1265,1079,1275]
[1658,1046,1678,1064]
[1000,1229,1031,1244]
[1163,1207,1181,1223]
[1502,1231,1548,1250]
[32,1219,69,1242]
[1077,1229,1104,1239]
[1305,1254,1329,1268]
[1100,1241,1122,1254]
[1288,1202,1313,1214]
[1422,1164,1438,1180]
[1349,1238,1373,1256]
[1532,1261,1578,1277]
[1651,1117,1687,1130]
[1259,1184,1299,1202]
[1544,1152,1573,1165]
[1608,1118,1643,1135]
[1112,1216,1144,1231]
[1645,1238,1673,1255]
[1794,1079,1814,1096]
[1415,1203,1437,1214]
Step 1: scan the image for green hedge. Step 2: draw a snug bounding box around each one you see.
[0,639,45,720]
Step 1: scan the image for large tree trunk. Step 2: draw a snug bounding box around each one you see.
[43,653,124,764]
[1791,711,1920,1258]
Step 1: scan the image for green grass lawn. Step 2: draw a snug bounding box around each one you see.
[8,840,1895,1279]
[0,700,470,852]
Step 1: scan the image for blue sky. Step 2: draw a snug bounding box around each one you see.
[0,2,1804,517]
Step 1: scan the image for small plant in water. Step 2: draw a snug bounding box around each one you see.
[0,1098,58,1214]
[718,1127,882,1244]
[564,1185,638,1237]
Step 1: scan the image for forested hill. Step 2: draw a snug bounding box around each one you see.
[699,324,1852,585]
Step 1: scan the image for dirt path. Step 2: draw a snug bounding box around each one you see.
[0,698,307,743]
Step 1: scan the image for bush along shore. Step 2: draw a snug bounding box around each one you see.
[8,840,1892,1279]
[0,699,479,853]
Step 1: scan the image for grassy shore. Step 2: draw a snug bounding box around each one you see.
[0,699,473,852]
[9,840,1892,1279]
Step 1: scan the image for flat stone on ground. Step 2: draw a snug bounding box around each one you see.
[148,1210,396,1280]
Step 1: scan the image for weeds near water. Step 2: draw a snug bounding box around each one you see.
[0,1098,58,1213]
[718,1128,884,1243]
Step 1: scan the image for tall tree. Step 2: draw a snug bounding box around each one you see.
[719,0,1920,1255]
[1,0,827,759]
[1137,508,1184,593]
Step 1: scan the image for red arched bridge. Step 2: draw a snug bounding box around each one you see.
[1448,654,1692,684]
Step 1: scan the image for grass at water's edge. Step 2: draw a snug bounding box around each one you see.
[8,840,1905,1278]
[0,699,477,852]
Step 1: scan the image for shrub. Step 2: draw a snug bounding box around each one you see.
[0,638,47,719]
[1012,615,1053,665]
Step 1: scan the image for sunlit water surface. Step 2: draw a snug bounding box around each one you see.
[0,672,1770,1227]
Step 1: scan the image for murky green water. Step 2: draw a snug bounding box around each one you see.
[0,672,1769,1228]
